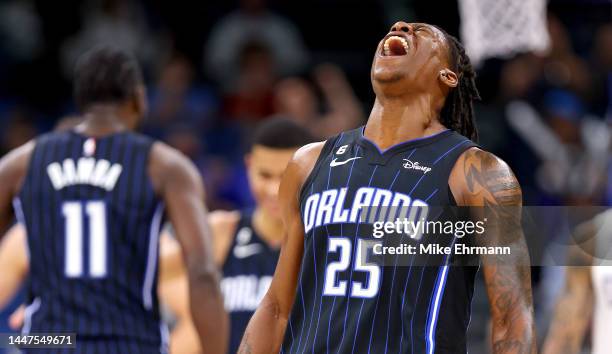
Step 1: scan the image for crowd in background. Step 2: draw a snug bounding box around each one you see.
[0,0,610,352]
[0,0,610,208]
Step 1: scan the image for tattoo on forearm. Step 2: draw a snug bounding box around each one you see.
[493,340,526,353]
[463,150,535,354]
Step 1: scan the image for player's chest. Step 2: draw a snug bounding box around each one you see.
[309,145,444,204]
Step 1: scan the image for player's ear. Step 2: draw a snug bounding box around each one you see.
[438,69,458,88]
[133,84,148,117]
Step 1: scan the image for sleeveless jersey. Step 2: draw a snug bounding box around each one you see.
[221,211,280,353]
[281,127,479,354]
[16,130,167,353]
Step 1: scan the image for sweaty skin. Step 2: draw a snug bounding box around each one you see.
[238,21,535,354]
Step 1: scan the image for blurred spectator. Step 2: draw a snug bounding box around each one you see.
[0,0,43,64]
[274,64,363,139]
[204,0,308,89]
[0,106,37,155]
[144,54,217,139]
[591,24,612,119]
[221,41,277,123]
[60,0,165,78]
[498,54,542,101]
[541,15,591,98]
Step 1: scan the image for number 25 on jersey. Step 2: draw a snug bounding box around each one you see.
[323,238,381,298]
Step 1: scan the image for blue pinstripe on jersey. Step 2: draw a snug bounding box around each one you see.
[18,131,165,353]
[282,126,480,353]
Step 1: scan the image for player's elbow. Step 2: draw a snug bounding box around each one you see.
[492,306,535,345]
[258,288,291,324]
[187,263,221,288]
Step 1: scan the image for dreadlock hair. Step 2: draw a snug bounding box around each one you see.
[435,27,481,142]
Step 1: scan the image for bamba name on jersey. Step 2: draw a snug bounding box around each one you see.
[46,158,123,191]
[303,187,429,235]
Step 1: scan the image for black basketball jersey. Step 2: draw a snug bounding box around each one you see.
[221,211,280,354]
[16,130,167,353]
[281,127,479,354]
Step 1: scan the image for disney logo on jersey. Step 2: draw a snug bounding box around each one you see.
[402,159,432,174]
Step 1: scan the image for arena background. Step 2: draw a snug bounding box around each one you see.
[0,0,610,353]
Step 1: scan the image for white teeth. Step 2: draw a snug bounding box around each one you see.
[383,36,409,55]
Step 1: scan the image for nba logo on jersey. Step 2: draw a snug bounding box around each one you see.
[18,130,168,353]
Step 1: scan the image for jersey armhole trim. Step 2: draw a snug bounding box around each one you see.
[298,134,342,205]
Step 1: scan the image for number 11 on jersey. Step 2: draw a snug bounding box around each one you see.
[62,201,107,278]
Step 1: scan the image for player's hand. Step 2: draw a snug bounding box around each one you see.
[8,305,24,330]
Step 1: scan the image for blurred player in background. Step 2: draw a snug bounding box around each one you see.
[0,46,228,353]
[159,118,315,353]
[543,209,612,354]
[0,118,313,353]
[240,22,535,353]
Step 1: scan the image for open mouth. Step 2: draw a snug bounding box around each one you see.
[382,36,409,56]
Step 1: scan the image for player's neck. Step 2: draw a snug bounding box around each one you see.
[252,207,283,248]
[364,96,446,150]
[76,106,132,137]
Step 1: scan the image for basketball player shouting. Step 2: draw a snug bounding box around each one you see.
[239,22,535,353]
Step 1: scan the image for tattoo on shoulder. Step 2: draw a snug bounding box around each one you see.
[463,149,522,206]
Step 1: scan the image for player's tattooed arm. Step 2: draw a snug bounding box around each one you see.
[451,148,536,354]
[239,142,324,354]
[542,221,596,354]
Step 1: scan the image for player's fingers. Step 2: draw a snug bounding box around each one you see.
[8,305,25,330]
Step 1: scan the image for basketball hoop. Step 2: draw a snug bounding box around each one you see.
[458,0,551,66]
